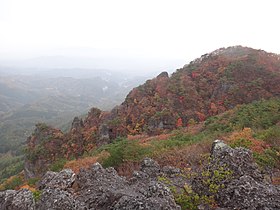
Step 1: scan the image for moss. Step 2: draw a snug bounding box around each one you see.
[33,190,41,202]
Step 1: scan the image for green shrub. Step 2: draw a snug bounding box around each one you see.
[27,177,40,187]
[0,159,24,184]
[254,126,280,147]
[204,98,280,132]
[230,138,252,149]
[253,149,278,169]
[0,175,24,190]
[49,158,67,172]
[33,190,41,202]
[102,138,151,168]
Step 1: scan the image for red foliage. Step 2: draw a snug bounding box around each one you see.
[195,111,206,122]
[176,118,183,127]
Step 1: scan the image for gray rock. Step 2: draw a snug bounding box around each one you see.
[140,157,161,177]
[36,188,85,210]
[211,140,263,181]
[0,189,35,210]
[75,161,180,210]
[218,175,280,210]
[37,171,57,190]
[210,139,230,155]
[194,140,280,210]
[38,169,75,190]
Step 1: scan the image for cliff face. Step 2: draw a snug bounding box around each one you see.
[24,46,280,178]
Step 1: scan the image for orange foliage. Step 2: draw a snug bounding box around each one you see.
[225,128,269,153]
[209,102,218,115]
[64,151,109,174]
[20,184,36,192]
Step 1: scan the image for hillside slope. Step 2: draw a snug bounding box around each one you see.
[22,46,280,179]
[110,46,280,135]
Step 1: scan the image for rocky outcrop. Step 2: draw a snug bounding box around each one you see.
[6,140,280,210]
[0,189,35,210]
[75,158,180,210]
[3,159,181,210]
[194,140,280,210]
[70,116,84,132]
[24,123,64,179]
[35,169,85,210]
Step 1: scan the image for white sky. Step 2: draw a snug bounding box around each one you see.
[0,0,280,61]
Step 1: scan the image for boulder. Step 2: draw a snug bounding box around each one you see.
[194,140,280,210]
[75,160,180,210]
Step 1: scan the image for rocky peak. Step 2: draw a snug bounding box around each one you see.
[70,117,83,132]
[156,71,169,79]
[24,124,64,179]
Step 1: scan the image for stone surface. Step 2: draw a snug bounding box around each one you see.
[0,189,35,210]
[3,142,280,210]
[194,140,280,210]
[75,160,180,210]
[38,169,75,190]
[36,188,85,210]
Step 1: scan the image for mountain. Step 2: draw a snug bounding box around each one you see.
[1,46,280,209]
[77,46,280,140]
[22,46,280,178]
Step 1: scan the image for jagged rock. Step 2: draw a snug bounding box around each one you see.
[218,175,280,210]
[210,139,229,154]
[140,157,161,177]
[75,160,180,210]
[36,188,85,210]
[71,117,84,132]
[0,189,35,210]
[24,123,64,179]
[194,140,280,210]
[210,139,263,181]
[156,71,169,79]
[36,169,83,210]
[38,169,75,190]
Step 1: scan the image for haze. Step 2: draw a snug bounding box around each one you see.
[0,0,280,75]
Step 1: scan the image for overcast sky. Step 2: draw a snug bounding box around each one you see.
[0,0,279,62]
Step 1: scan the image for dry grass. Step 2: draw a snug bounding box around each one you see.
[154,141,212,171]
[64,151,110,174]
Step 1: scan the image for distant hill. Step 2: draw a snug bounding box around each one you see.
[0,73,151,154]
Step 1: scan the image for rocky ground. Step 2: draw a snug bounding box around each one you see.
[1,140,280,210]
